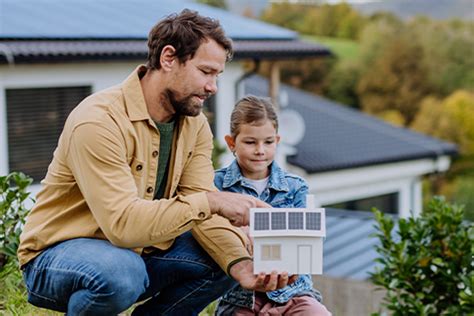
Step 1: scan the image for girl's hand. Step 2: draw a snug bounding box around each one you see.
[229,259,297,292]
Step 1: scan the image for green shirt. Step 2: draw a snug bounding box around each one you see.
[154,119,175,199]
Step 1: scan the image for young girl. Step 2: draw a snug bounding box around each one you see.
[214,95,331,315]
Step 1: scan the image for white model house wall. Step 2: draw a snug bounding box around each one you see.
[253,236,323,275]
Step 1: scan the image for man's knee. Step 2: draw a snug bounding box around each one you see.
[69,248,149,313]
[92,249,149,299]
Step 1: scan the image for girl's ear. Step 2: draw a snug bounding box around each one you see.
[224,135,235,151]
[160,45,176,71]
[276,135,281,144]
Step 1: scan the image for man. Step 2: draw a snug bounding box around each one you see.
[18,9,292,315]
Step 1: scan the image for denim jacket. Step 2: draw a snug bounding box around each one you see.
[214,160,322,312]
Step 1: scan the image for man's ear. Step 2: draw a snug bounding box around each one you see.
[160,45,176,71]
[224,135,235,151]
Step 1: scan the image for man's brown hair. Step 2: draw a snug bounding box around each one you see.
[146,9,233,70]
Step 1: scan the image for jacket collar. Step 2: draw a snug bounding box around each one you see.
[222,160,289,192]
[122,65,153,122]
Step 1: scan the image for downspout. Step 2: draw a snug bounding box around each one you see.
[0,43,15,67]
[234,59,260,102]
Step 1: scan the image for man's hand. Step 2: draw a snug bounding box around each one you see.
[229,259,298,292]
[206,192,270,226]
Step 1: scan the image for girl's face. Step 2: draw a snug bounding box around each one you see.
[225,120,280,180]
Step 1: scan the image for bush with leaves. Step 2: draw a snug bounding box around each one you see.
[0,172,33,270]
[371,197,473,315]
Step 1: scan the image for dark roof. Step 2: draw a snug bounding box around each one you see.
[244,76,458,173]
[0,0,331,64]
[0,39,331,64]
[324,208,394,280]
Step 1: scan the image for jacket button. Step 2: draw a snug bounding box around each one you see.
[152,150,158,157]
[136,164,143,171]
[147,187,153,193]
[198,212,206,219]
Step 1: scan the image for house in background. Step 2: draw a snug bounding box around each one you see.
[0,0,330,193]
[1,0,456,220]
[244,75,458,217]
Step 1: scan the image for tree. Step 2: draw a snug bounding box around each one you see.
[356,24,433,125]
[323,60,361,108]
[337,10,366,39]
[371,197,473,315]
[260,3,308,33]
[196,0,227,9]
[411,90,474,156]
[258,58,334,96]
[261,2,366,39]
[411,18,474,96]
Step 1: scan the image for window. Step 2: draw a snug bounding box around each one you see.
[271,212,286,230]
[6,86,92,182]
[324,192,399,214]
[261,244,281,261]
[306,212,321,230]
[254,212,270,230]
[288,212,304,229]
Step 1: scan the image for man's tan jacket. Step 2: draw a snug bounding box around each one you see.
[18,66,250,273]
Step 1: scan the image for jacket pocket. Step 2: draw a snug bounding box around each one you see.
[271,196,293,208]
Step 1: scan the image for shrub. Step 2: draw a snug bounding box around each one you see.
[0,172,34,270]
[371,197,473,315]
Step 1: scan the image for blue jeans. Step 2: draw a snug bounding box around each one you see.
[22,232,236,315]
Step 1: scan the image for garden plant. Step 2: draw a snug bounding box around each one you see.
[371,197,473,315]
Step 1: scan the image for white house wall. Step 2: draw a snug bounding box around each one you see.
[214,63,244,166]
[214,63,244,140]
[0,62,138,196]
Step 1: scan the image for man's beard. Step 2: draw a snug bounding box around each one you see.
[165,88,208,117]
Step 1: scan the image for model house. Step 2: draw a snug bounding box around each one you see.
[250,195,326,275]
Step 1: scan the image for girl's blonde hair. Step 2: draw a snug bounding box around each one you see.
[229,95,278,137]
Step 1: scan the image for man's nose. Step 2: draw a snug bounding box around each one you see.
[205,77,218,95]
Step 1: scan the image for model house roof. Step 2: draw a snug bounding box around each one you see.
[250,207,326,237]
[244,75,458,173]
[0,0,331,63]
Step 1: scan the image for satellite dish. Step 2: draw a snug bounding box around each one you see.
[279,90,289,108]
[279,109,305,146]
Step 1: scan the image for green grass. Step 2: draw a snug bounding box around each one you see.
[303,35,360,61]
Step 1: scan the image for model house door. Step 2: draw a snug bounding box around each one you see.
[297,245,312,274]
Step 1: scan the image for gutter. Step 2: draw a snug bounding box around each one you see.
[0,43,15,66]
